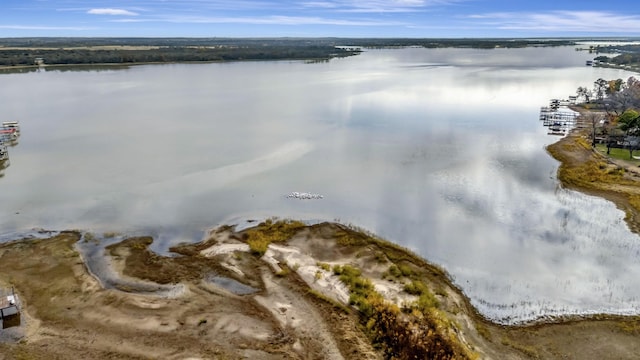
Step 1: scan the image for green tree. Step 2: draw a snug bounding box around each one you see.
[594,78,609,101]
[584,112,605,147]
[576,86,592,103]
[618,109,640,159]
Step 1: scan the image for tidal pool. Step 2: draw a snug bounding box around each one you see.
[0,45,638,323]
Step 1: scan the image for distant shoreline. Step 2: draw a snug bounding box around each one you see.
[0,58,337,72]
[0,37,583,70]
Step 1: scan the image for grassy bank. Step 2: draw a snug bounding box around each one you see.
[546,130,640,233]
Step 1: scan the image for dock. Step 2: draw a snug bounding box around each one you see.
[540,100,579,136]
[0,144,7,161]
[0,121,20,172]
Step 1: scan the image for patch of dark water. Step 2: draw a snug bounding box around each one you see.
[75,232,185,297]
[205,274,257,295]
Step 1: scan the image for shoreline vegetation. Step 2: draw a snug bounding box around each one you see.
[547,127,640,233]
[3,222,640,359]
[0,220,638,359]
[548,74,640,234]
[0,37,594,70]
[2,37,640,75]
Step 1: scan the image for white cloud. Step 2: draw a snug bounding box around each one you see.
[301,1,338,8]
[88,8,138,16]
[0,25,93,31]
[301,0,461,13]
[468,11,640,33]
[114,15,401,27]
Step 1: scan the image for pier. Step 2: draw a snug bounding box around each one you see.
[539,101,579,136]
[0,121,20,174]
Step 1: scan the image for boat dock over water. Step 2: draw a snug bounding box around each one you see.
[0,144,8,161]
[1,121,19,143]
[0,128,18,142]
[539,101,579,136]
[0,121,20,176]
[2,121,19,134]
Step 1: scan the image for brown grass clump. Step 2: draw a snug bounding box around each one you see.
[365,295,476,360]
[333,262,476,359]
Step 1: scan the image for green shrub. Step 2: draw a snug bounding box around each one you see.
[403,280,440,312]
[276,265,290,277]
[403,280,428,295]
[247,233,269,256]
[398,263,414,277]
[387,264,402,278]
[244,219,306,256]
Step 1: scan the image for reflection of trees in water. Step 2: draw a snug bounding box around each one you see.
[0,160,9,178]
[0,130,19,177]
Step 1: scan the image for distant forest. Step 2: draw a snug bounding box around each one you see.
[592,44,640,68]
[0,37,581,67]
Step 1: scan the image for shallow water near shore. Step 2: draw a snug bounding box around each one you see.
[1,45,639,323]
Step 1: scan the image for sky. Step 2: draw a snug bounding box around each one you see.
[2,0,640,38]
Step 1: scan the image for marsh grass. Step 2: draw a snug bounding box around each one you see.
[334,263,475,359]
[501,337,539,359]
[618,319,640,335]
[247,233,270,256]
[548,132,640,228]
[549,135,630,187]
[476,323,492,340]
[403,280,440,312]
[276,264,291,277]
[384,264,402,278]
[250,220,474,358]
[244,219,306,256]
[307,289,350,314]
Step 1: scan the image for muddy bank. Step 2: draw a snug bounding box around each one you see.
[0,223,639,359]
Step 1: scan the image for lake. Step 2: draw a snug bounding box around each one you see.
[0,45,638,323]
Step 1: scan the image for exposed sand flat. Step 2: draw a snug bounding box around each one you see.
[200,242,250,257]
[1,224,640,359]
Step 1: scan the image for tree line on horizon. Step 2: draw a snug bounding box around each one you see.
[0,45,360,67]
[0,37,581,67]
[593,44,640,67]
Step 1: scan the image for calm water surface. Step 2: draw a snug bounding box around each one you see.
[1,46,638,323]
